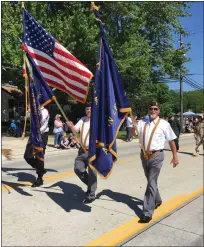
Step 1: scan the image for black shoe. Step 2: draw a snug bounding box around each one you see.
[31,177,43,187]
[139,215,152,223]
[83,197,95,204]
[155,202,162,209]
[86,189,90,196]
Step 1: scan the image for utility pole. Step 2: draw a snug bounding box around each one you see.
[179,33,184,133]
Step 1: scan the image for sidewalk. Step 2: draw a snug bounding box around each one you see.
[1,135,129,162]
[2,133,194,161]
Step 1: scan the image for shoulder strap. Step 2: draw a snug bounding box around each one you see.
[143,123,148,151]
[80,119,90,149]
[146,119,160,153]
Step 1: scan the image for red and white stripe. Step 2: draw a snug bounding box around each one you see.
[23,41,93,103]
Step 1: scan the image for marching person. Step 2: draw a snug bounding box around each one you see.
[66,103,97,204]
[133,101,179,223]
[24,105,50,187]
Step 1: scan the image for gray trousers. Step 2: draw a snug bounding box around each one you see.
[140,151,164,217]
[74,148,97,199]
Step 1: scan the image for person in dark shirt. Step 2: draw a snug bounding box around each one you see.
[168,116,181,151]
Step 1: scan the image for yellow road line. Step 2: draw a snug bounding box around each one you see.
[1,171,75,192]
[1,144,199,192]
[84,193,187,247]
[85,187,204,247]
[1,157,139,192]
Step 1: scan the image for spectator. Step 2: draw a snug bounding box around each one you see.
[10,120,17,129]
[68,133,81,149]
[53,114,63,148]
[126,114,133,142]
[60,132,70,149]
[168,116,181,151]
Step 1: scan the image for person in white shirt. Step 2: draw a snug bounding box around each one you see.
[24,105,50,187]
[66,103,97,204]
[133,101,179,223]
[126,114,133,142]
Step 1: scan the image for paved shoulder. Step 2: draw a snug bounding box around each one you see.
[123,195,203,246]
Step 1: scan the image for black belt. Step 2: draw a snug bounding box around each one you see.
[141,149,163,154]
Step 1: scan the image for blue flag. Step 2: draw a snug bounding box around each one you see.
[88,7,131,178]
[25,55,54,161]
[28,75,45,161]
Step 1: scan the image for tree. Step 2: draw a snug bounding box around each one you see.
[185,90,204,113]
[1,2,191,116]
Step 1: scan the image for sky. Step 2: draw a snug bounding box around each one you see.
[166,2,204,92]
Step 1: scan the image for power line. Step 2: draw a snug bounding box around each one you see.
[183,79,201,90]
[183,77,203,90]
[185,75,203,88]
[184,77,202,89]
[187,73,204,75]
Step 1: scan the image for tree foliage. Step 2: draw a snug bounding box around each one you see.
[1,1,192,114]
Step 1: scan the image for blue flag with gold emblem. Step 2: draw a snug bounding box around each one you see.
[28,75,45,161]
[88,6,131,178]
[25,55,55,161]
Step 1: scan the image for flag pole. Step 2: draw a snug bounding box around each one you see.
[21,56,29,139]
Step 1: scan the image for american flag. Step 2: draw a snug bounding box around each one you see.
[22,9,93,103]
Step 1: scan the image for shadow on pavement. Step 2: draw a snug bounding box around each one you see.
[164,149,204,156]
[1,167,57,185]
[96,189,143,218]
[47,144,57,148]
[2,180,33,196]
[2,167,58,183]
[37,181,91,213]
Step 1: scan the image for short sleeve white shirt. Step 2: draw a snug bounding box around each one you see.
[126,117,133,128]
[40,107,49,133]
[137,117,177,151]
[75,116,90,147]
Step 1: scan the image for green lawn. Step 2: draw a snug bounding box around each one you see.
[117,130,126,140]
[12,130,136,141]
[117,130,138,140]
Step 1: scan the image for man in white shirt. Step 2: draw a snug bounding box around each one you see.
[133,101,179,223]
[67,103,97,204]
[24,105,50,187]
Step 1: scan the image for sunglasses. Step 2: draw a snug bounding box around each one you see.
[149,107,159,111]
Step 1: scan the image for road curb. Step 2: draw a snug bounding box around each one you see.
[1,139,139,162]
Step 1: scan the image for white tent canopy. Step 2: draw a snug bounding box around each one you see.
[183,111,199,117]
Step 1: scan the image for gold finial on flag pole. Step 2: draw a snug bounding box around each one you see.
[91,2,99,11]
[21,1,25,9]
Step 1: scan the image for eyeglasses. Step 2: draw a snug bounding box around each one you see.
[149,107,159,111]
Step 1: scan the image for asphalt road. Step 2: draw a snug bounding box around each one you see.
[2,135,203,246]
[2,134,197,178]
